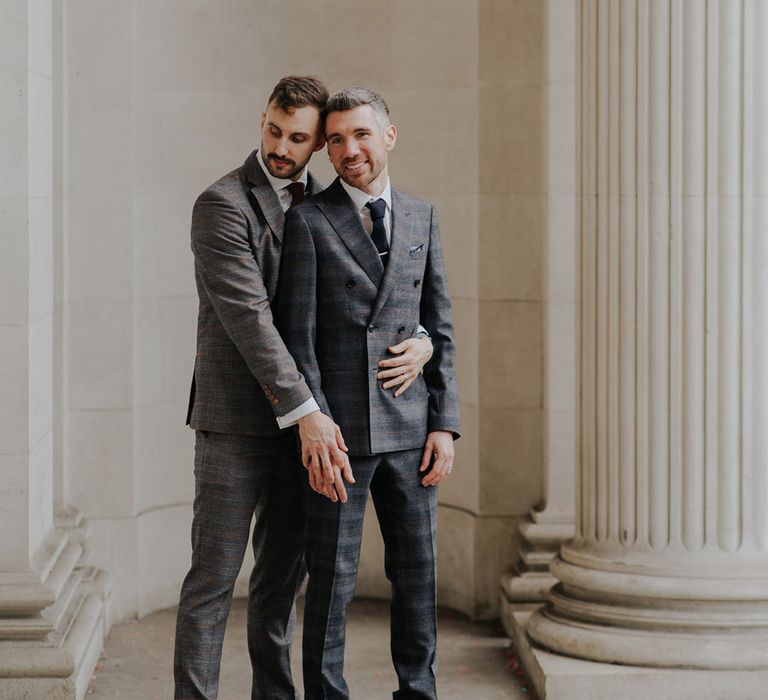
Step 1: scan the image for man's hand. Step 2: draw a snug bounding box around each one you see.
[419,431,454,487]
[377,335,433,397]
[297,411,354,502]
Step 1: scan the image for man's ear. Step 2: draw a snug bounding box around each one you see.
[313,136,326,152]
[260,112,266,129]
[385,124,397,151]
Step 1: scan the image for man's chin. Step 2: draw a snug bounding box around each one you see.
[339,173,366,188]
[267,165,299,179]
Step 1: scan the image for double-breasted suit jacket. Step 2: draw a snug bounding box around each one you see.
[186,149,323,435]
[275,178,460,455]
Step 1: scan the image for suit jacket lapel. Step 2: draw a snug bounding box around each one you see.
[371,189,415,321]
[306,171,324,197]
[243,150,286,241]
[319,179,384,288]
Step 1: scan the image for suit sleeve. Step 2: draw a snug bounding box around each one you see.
[274,208,332,417]
[420,206,461,438]
[190,194,312,416]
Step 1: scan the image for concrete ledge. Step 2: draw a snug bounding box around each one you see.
[508,609,768,700]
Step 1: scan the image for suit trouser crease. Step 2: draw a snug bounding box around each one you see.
[174,431,304,700]
[302,449,438,700]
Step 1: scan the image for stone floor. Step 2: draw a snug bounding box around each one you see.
[86,598,533,699]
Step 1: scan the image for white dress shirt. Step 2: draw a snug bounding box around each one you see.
[339,177,393,243]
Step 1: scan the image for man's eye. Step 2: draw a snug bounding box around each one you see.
[292,136,307,143]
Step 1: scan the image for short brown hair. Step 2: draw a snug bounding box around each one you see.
[325,87,390,130]
[268,75,329,113]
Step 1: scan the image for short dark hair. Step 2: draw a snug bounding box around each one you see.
[325,87,390,129]
[268,75,329,113]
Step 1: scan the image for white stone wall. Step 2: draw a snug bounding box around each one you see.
[0,0,55,569]
[42,0,550,622]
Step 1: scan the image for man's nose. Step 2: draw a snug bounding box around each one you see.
[342,140,360,160]
[275,138,289,156]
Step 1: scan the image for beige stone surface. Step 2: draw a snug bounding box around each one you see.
[0,201,29,325]
[67,194,132,302]
[479,192,543,301]
[511,610,768,700]
[386,87,479,195]
[88,598,529,700]
[479,407,543,514]
[68,409,133,517]
[28,196,54,319]
[441,402,480,513]
[480,0,543,85]
[436,506,476,617]
[0,71,28,198]
[479,300,543,409]
[67,300,132,410]
[424,190,479,300]
[391,0,478,89]
[136,505,194,618]
[479,84,543,195]
[451,297,480,407]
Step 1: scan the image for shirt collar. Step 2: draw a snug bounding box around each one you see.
[256,149,308,193]
[339,177,392,214]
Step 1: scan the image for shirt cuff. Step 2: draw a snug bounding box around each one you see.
[416,324,429,337]
[276,397,320,429]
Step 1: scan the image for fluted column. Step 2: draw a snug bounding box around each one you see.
[528,0,768,668]
[0,2,108,697]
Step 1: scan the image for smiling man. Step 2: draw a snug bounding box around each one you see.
[174,76,434,700]
[275,88,460,700]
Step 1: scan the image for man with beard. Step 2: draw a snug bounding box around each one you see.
[174,76,433,700]
[276,88,460,700]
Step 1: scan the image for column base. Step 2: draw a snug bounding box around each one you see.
[511,609,768,700]
[501,512,575,605]
[526,551,768,670]
[0,522,111,700]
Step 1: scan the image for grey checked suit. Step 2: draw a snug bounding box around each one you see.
[275,179,460,700]
[174,150,323,700]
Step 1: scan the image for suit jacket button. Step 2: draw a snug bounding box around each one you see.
[346,279,356,288]
[398,326,405,333]
[368,325,375,333]
[414,279,421,287]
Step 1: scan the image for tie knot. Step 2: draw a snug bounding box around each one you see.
[365,198,387,221]
[286,182,305,207]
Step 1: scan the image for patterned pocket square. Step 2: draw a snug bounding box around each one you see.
[409,243,425,255]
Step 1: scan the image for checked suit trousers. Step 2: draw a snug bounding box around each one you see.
[302,448,439,700]
[174,430,305,700]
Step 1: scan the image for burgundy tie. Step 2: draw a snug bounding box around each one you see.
[286,182,305,207]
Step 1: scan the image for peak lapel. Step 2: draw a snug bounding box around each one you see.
[371,189,415,321]
[319,180,384,288]
[243,150,285,242]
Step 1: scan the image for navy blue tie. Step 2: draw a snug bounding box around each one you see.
[365,198,389,266]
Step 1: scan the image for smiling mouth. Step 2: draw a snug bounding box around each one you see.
[344,161,367,174]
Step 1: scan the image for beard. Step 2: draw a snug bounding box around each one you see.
[262,151,304,180]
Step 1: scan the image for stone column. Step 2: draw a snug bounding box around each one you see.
[501,0,578,612]
[0,1,108,697]
[528,0,768,669]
